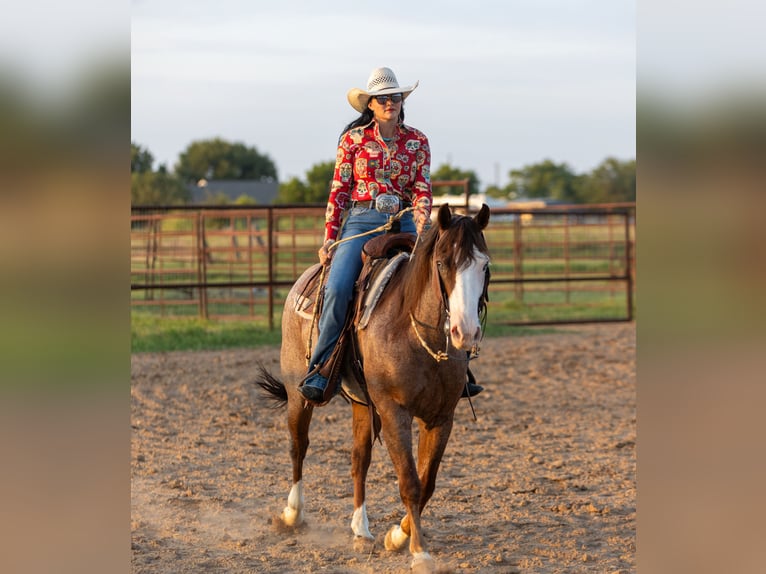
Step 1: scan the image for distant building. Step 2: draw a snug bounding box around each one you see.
[506,197,571,208]
[432,192,509,210]
[506,197,577,224]
[187,179,279,204]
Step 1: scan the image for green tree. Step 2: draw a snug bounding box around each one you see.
[233,194,258,206]
[275,177,310,204]
[303,161,336,202]
[506,160,579,202]
[175,137,278,183]
[200,190,234,229]
[275,160,335,204]
[431,163,481,196]
[574,157,636,203]
[131,142,154,173]
[131,171,190,205]
[200,190,231,205]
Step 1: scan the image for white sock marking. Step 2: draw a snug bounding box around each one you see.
[390,524,409,547]
[351,503,373,539]
[282,480,304,526]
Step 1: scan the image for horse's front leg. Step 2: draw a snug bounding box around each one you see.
[383,418,454,573]
[282,393,313,527]
[350,402,375,540]
[378,404,435,573]
[415,417,454,516]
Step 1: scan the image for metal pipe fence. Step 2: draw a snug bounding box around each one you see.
[131,202,635,327]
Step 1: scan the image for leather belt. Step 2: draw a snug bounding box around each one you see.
[351,198,412,212]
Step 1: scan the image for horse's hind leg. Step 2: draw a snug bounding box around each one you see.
[350,402,375,540]
[281,395,314,527]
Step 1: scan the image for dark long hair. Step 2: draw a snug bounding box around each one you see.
[339,100,406,143]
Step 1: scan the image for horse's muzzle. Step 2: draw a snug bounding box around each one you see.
[450,323,482,351]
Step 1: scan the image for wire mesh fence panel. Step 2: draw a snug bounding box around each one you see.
[131,204,634,327]
[485,206,634,324]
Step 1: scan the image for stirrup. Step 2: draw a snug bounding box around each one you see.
[298,384,325,403]
[299,363,322,385]
[462,366,483,398]
[461,382,484,398]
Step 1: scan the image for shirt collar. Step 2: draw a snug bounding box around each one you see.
[365,119,411,139]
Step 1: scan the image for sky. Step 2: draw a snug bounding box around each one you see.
[130,0,636,190]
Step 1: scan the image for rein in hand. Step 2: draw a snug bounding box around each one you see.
[327,206,416,255]
[306,207,416,364]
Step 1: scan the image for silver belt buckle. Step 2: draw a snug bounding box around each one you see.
[374,193,400,214]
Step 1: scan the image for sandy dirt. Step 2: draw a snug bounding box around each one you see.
[131,322,635,573]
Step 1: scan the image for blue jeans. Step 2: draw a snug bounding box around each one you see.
[307,207,416,372]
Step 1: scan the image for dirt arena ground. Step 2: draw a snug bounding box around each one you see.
[131,322,635,573]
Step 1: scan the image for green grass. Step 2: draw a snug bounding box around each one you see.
[131,282,635,353]
[130,311,566,353]
[131,313,282,353]
[131,282,634,353]
[487,288,632,324]
[483,323,560,338]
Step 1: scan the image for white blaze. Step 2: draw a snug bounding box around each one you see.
[448,247,489,350]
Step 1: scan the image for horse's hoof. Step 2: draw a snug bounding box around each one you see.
[411,552,436,573]
[384,525,409,551]
[281,506,303,527]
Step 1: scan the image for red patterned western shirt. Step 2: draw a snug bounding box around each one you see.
[324,120,432,242]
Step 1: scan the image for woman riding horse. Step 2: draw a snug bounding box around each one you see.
[300,65,482,403]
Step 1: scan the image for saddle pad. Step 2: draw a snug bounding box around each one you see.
[357,251,410,330]
[292,263,322,321]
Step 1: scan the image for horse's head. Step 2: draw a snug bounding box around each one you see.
[433,203,491,351]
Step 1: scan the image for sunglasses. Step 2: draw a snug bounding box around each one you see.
[373,94,403,104]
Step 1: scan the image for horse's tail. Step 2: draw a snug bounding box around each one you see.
[254,362,288,408]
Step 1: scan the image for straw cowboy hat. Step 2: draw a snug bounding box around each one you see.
[347,67,419,113]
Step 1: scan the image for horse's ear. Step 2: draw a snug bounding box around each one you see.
[437,203,452,230]
[474,203,490,230]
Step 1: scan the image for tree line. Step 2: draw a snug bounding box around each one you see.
[131,138,635,206]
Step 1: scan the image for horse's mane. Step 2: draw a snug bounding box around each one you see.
[392,213,488,325]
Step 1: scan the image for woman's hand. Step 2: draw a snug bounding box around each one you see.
[318,239,335,265]
[415,211,431,235]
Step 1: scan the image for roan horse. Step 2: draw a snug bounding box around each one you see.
[256,203,490,573]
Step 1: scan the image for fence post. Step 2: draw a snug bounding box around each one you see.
[146,218,158,302]
[290,212,298,278]
[196,211,209,319]
[267,207,275,331]
[624,211,633,321]
[463,179,470,213]
[247,213,254,317]
[564,212,571,304]
[513,215,524,302]
[608,212,616,298]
